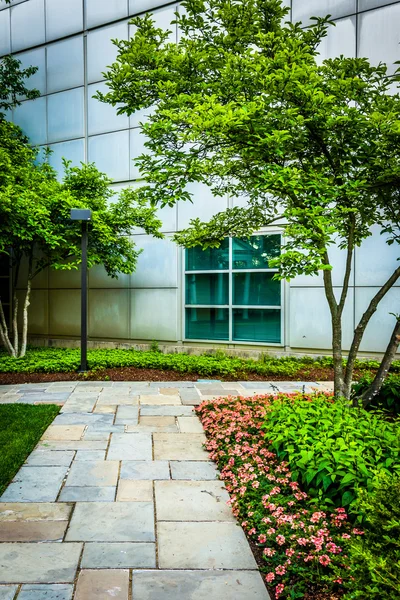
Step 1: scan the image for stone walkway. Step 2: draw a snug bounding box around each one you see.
[0,380,332,600]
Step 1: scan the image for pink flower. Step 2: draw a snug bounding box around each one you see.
[276,534,286,545]
[263,547,276,557]
[275,583,285,598]
[258,534,267,544]
[265,572,275,583]
[248,528,256,535]
[319,555,331,567]
[267,528,276,535]
[275,565,286,575]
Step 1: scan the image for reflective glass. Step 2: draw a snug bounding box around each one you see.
[0,9,10,55]
[232,235,280,269]
[186,274,229,305]
[233,272,280,306]
[47,37,84,94]
[186,308,229,340]
[186,239,229,271]
[86,0,127,29]
[45,0,83,41]
[47,88,84,143]
[233,309,281,343]
[11,0,45,52]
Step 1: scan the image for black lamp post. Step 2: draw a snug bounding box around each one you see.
[70,209,92,372]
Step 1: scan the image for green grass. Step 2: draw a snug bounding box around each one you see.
[0,347,399,380]
[0,404,60,496]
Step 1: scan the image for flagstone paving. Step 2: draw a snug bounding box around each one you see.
[0,380,333,599]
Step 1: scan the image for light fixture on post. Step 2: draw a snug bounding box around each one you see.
[70,208,92,372]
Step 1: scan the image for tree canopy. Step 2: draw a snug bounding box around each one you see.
[98,0,400,402]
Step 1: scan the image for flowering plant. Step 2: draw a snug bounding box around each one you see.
[197,394,362,599]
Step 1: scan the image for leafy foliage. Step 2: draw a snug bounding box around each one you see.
[99,0,400,402]
[0,55,40,112]
[353,373,400,415]
[0,403,60,496]
[343,476,400,599]
[0,347,399,380]
[262,394,400,513]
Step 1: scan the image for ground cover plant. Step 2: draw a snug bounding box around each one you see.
[196,393,400,598]
[262,395,400,512]
[0,403,60,495]
[0,347,399,384]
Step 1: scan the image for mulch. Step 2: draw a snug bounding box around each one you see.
[0,366,342,385]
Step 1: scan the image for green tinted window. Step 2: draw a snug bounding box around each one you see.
[232,235,280,269]
[186,274,229,305]
[186,239,229,271]
[233,272,280,306]
[186,308,229,340]
[233,309,281,343]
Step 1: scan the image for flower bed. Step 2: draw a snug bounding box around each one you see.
[196,394,363,599]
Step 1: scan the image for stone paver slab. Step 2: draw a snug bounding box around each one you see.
[65,461,119,487]
[153,433,208,461]
[107,433,152,461]
[177,417,204,433]
[0,466,67,502]
[81,542,156,569]
[75,570,129,600]
[25,450,75,467]
[159,388,179,395]
[58,487,115,503]
[93,405,116,414]
[53,414,113,426]
[83,430,111,441]
[66,502,155,542]
[158,522,257,569]
[120,461,170,480]
[170,461,219,481]
[198,388,238,397]
[61,398,97,413]
[96,396,138,406]
[0,586,18,600]
[38,440,108,451]
[131,570,270,600]
[0,542,82,583]
[18,584,73,600]
[116,480,153,502]
[180,389,202,405]
[140,406,194,417]
[115,406,139,425]
[0,503,71,522]
[74,450,106,461]
[139,394,181,405]
[0,521,67,542]
[41,425,85,441]
[155,481,233,521]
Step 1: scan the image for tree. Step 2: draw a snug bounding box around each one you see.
[0,56,163,358]
[97,0,400,405]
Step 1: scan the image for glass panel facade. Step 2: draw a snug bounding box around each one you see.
[185,235,282,343]
[233,309,281,343]
[232,235,280,269]
[186,273,229,306]
[186,308,229,341]
[186,239,229,271]
[233,272,280,306]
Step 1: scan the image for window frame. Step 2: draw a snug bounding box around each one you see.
[182,231,285,346]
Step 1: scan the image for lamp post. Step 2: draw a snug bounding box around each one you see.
[70,209,92,372]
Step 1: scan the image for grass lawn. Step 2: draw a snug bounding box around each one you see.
[0,404,60,496]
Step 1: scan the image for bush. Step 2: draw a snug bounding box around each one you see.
[352,373,400,415]
[262,394,400,513]
[343,476,400,599]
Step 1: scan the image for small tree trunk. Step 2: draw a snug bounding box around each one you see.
[332,316,345,398]
[19,278,31,358]
[361,318,400,408]
[0,299,15,356]
[12,292,19,357]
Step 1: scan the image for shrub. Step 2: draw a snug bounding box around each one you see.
[262,394,400,513]
[352,373,400,415]
[343,476,400,599]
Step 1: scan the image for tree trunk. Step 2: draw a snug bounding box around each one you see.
[361,317,400,408]
[12,258,20,357]
[19,278,31,358]
[0,299,15,357]
[19,254,33,359]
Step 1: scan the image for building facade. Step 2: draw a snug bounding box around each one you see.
[0,0,399,355]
